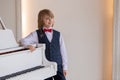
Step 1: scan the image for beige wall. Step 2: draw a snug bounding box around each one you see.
[21,0,113,80]
[0,0,17,38]
[113,0,120,79]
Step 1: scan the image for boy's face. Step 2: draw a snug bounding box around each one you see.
[43,15,54,28]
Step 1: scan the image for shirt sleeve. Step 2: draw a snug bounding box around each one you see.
[20,31,38,47]
[60,33,68,70]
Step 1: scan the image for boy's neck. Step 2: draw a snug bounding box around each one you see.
[43,26,52,29]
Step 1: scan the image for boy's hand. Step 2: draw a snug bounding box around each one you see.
[63,70,67,76]
[27,45,36,52]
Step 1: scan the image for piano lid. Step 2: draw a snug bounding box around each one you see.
[0,17,19,50]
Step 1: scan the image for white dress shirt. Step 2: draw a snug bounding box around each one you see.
[20,28,68,70]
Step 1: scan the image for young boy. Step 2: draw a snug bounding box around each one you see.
[20,9,68,80]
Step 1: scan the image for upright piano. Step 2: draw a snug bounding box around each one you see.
[0,18,57,80]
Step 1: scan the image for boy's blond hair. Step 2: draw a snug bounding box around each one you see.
[38,9,54,29]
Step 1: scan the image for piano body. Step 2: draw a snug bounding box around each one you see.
[0,18,57,80]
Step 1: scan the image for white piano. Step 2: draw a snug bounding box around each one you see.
[0,18,57,80]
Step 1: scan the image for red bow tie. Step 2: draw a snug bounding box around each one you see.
[43,29,52,32]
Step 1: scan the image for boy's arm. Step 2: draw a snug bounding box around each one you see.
[60,34,68,71]
[20,31,38,48]
[20,31,38,51]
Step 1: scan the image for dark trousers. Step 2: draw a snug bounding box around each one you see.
[45,71,66,80]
